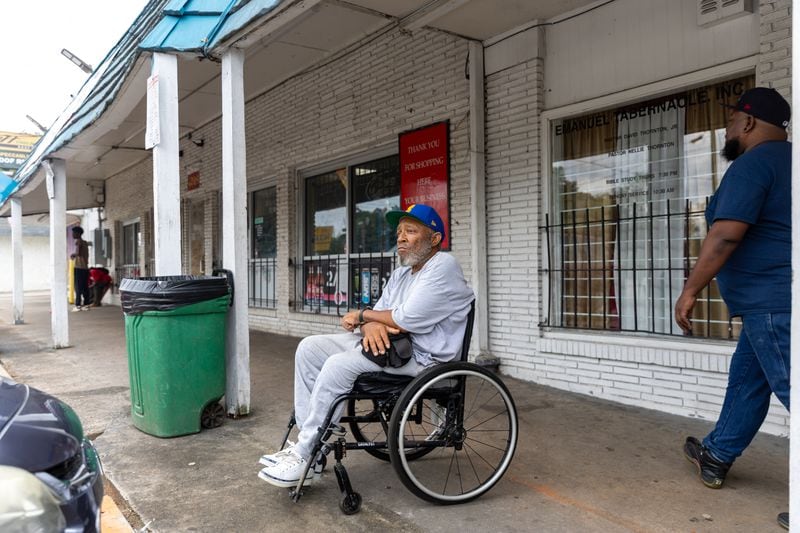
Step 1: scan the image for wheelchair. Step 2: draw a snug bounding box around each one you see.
[279,302,519,514]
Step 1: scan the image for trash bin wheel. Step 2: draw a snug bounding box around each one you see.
[201,401,225,429]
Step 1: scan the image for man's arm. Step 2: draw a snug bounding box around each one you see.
[340,309,403,356]
[341,308,399,331]
[674,219,749,333]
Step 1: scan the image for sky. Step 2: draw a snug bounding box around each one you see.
[1,0,150,135]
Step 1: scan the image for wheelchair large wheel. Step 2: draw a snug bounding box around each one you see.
[388,362,518,505]
[347,398,435,462]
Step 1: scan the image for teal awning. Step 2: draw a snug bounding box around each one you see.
[139,0,280,55]
[0,173,18,204]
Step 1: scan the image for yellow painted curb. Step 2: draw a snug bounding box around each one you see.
[101,494,133,533]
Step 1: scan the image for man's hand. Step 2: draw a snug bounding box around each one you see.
[360,322,400,356]
[673,219,748,336]
[675,291,696,335]
[341,311,360,332]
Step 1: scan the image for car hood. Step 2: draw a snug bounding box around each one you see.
[0,378,82,472]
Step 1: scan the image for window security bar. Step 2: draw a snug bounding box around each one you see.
[249,257,278,309]
[541,199,741,340]
[293,252,397,316]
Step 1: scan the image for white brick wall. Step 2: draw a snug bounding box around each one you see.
[105,158,153,291]
[485,57,544,360]
[504,331,788,437]
[105,27,472,334]
[758,0,791,97]
[244,27,472,333]
[483,7,791,437]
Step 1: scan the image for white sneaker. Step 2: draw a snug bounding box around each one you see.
[259,440,296,466]
[71,306,82,313]
[257,449,313,488]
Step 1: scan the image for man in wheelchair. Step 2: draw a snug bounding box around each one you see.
[258,204,474,488]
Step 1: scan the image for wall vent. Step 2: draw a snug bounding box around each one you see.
[697,0,753,27]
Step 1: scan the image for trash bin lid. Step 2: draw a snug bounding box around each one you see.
[119,276,230,315]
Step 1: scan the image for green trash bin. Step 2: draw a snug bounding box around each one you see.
[119,275,231,438]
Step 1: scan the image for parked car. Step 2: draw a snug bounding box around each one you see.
[0,377,103,532]
[0,465,67,531]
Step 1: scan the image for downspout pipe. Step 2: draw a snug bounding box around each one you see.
[201,0,239,59]
[468,41,497,369]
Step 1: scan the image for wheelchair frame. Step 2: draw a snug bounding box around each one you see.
[280,301,519,514]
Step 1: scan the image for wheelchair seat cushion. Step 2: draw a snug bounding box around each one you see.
[352,372,414,395]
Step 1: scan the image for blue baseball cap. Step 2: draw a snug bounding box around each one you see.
[386,204,445,239]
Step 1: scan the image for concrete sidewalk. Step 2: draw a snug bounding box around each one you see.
[0,293,789,532]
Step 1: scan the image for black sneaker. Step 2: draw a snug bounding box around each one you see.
[683,436,731,489]
[777,512,789,530]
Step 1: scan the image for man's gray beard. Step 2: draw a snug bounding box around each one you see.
[399,241,433,267]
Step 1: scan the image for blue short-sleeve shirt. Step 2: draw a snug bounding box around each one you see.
[705,140,791,316]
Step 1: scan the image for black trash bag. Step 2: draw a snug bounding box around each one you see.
[119,276,230,315]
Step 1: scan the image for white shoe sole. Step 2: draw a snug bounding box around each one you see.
[257,468,313,488]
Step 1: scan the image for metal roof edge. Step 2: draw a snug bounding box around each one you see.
[207,0,281,50]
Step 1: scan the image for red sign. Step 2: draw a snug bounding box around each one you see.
[187,171,200,191]
[398,121,450,249]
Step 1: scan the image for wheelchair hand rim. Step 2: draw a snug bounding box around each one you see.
[396,367,518,503]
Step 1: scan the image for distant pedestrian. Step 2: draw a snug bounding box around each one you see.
[88,267,112,307]
[674,87,790,528]
[70,226,91,312]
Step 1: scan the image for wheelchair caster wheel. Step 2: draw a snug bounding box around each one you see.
[339,492,362,515]
[201,401,225,429]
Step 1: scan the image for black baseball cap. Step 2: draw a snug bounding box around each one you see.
[723,87,790,129]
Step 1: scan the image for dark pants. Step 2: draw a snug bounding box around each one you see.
[92,282,110,306]
[74,268,90,307]
[703,312,791,463]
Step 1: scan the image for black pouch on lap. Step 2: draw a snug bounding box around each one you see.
[360,333,413,368]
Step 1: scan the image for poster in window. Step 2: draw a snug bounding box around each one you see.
[187,171,200,191]
[399,121,450,249]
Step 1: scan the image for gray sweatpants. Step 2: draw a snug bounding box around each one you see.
[293,332,429,458]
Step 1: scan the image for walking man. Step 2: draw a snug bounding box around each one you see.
[674,87,791,530]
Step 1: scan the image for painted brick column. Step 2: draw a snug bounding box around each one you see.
[758,0,791,98]
[46,159,69,348]
[10,197,23,324]
[221,48,251,416]
[484,27,545,372]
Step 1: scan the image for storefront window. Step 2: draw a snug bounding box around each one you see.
[352,157,400,253]
[302,155,399,314]
[305,169,347,256]
[118,219,141,281]
[545,75,754,339]
[252,187,277,258]
[250,187,277,308]
[122,221,140,266]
